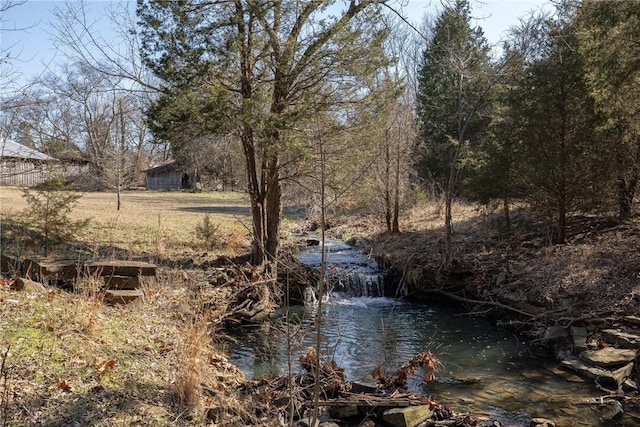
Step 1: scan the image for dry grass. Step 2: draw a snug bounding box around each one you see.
[0,187,253,262]
[0,188,262,426]
[0,269,251,426]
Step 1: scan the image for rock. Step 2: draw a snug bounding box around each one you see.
[570,326,588,352]
[561,357,634,388]
[624,378,638,391]
[104,289,142,304]
[601,329,640,349]
[303,285,317,306]
[349,382,378,394]
[547,365,586,383]
[104,275,140,290]
[606,400,624,421]
[319,423,340,427]
[382,406,433,427]
[530,418,555,427]
[491,289,545,315]
[543,326,568,342]
[296,417,320,427]
[623,315,640,326]
[596,400,624,421]
[328,405,359,419]
[579,347,637,368]
[11,277,47,293]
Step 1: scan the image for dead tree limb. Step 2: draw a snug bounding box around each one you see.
[429,289,535,318]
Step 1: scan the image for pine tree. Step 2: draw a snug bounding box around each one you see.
[576,0,640,218]
[416,0,492,264]
[510,5,599,243]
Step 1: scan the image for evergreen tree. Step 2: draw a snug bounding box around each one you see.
[576,0,640,218]
[510,6,599,243]
[416,0,492,263]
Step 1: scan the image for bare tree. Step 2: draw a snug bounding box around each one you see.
[1,0,41,103]
[374,94,415,233]
[50,0,159,94]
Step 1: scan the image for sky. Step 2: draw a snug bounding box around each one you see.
[0,0,552,91]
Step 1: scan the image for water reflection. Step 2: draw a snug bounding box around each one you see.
[226,297,622,426]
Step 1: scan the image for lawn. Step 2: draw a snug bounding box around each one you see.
[0,187,254,262]
[0,188,261,426]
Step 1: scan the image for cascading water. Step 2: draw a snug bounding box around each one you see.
[296,237,387,298]
[226,236,621,426]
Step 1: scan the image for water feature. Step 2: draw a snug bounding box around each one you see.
[226,238,635,426]
[296,237,387,298]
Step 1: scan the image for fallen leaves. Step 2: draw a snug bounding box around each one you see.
[372,350,439,389]
[96,359,116,374]
[57,379,71,392]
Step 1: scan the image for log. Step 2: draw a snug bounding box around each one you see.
[312,395,421,408]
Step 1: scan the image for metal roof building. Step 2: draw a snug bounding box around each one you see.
[1,138,57,161]
[0,138,58,186]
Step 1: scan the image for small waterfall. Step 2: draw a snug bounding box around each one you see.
[297,236,388,298]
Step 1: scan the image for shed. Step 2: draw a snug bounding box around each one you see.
[144,159,192,190]
[0,138,58,186]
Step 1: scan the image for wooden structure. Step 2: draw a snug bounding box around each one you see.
[0,138,58,186]
[143,159,190,190]
[2,254,156,303]
[0,138,90,187]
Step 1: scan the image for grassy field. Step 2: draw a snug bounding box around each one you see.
[0,188,265,426]
[0,187,254,262]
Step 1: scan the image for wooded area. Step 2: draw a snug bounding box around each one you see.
[2,0,639,268]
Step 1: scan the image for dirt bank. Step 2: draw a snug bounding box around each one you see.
[361,209,640,335]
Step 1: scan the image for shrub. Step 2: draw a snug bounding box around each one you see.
[22,177,89,256]
[194,215,222,249]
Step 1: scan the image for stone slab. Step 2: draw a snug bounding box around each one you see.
[103,275,140,290]
[561,357,633,388]
[623,316,640,326]
[23,257,82,281]
[580,347,637,368]
[105,289,142,304]
[85,260,156,277]
[382,406,433,427]
[570,326,588,352]
[601,329,640,349]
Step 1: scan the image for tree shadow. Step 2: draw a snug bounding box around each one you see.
[9,379,184,426]
[178,205,251,216]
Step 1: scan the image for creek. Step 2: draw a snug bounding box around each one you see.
[226,238,619,426]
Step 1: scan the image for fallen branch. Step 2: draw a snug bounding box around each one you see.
[313,396,418,408]
[428,289,535,318]
[555,313,614,328]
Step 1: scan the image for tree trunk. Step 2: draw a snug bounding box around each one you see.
[392,133,401,233]
[556,194,566,244]
[617,176,637,220]
[265,159,281,264]
[249,199,265,265]
[444,188,453,265]
[243,130,266,265]
[503,196,511,234]
[382,129,392,232]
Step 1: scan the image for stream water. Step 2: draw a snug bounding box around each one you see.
[226,238,636,426]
